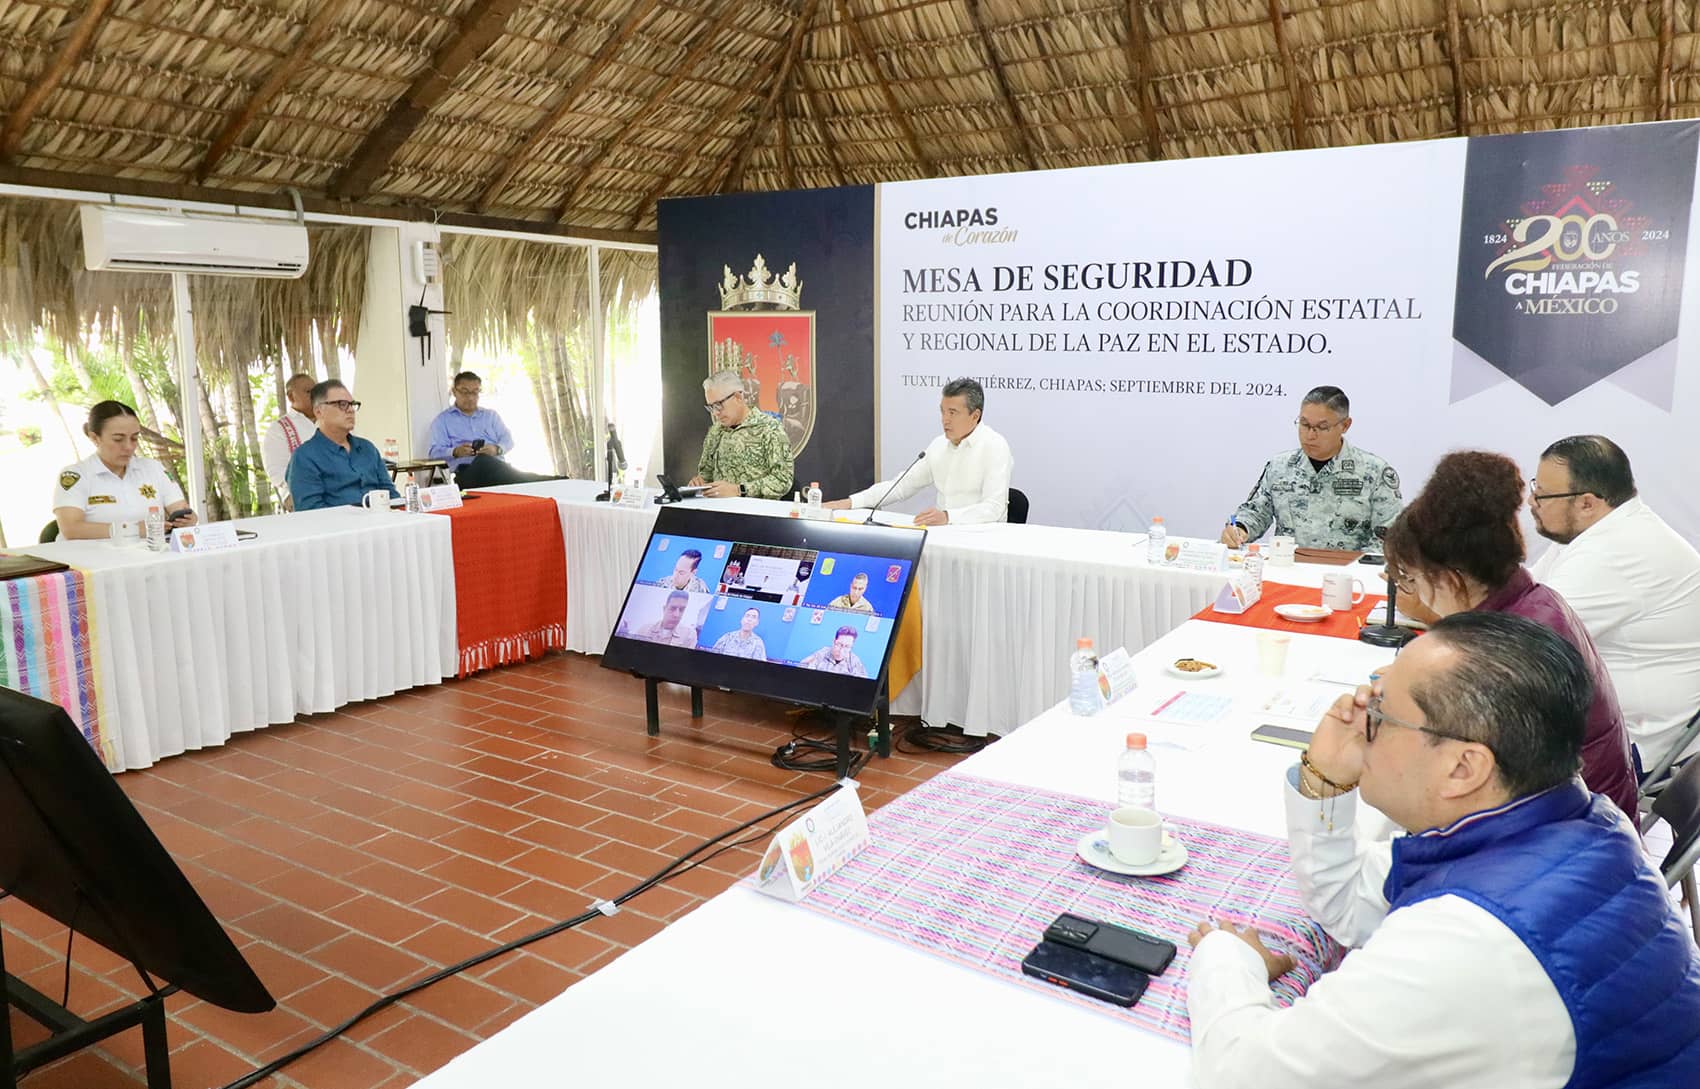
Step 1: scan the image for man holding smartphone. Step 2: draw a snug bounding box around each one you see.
[427,371,545,488]
[1184,612,1700,1088]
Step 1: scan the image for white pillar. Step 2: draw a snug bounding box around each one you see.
[169,272,206,512]
[353,224,448,459]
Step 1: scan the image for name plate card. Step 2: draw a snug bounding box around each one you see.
[1212,571,1263,614]
[754,784,870,902]
[1161,538,1229,572]
[169,522,239,553]
[1096,646,1139,707]
[417,483,463,511]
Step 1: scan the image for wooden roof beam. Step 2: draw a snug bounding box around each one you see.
[795,56,848,187]
[331,0,526,200]
[0,0,116,162]
[1657,0,1675,121]
[836,0,933,176]
[717,0,819,194]
[196,0,355,183]
[966,0,1037,171]
[1266,0,1309,150]
[778,94,795,189]
[1444,0,1470,135]
[627,82,762,227]
[479,0,663,211]
[551,0,744,222]
[1122,1,1163,161]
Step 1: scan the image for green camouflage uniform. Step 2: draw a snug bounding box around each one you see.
[697,409,795,499]
[1230,439,1403,551]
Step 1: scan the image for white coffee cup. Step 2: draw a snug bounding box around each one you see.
[1321,570,1366,610]
[362,489,392,512]
[1108,806,1164,866]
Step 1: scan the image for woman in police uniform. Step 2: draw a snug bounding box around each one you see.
[52,401,197,539]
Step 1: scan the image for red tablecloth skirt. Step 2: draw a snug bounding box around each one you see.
[435,492,567,676]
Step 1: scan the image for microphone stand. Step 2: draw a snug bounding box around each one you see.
[594,442,615,502]
[863,452,926,524]
[1360,574,1415,648]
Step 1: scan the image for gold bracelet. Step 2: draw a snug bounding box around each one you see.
[1301,751,1359,795]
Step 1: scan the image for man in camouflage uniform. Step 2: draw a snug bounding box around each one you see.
[691,369,795,499]
[1220,386,1403,551]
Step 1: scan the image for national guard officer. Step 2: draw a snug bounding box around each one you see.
[1219,386,1403,551]
[691,369,795,499]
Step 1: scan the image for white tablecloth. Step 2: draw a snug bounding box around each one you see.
[29,507,456,771]
[412,619,1393,1088]
[483,480,1386,735]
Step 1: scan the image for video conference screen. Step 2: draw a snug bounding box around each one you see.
[600,507,926,715]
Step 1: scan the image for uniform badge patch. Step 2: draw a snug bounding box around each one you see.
[139,484,157,499]
[59,470,79,490]
[1332,478,1364,496]
[88,494,116,505]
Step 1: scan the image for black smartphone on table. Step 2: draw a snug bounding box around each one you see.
[1021,940,1149,1007]
[1044,912,1176,975]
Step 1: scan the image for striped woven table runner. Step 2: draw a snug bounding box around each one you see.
[793,772,1343,1041]
[2,568,112,766]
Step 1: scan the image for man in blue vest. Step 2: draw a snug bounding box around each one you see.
[1186,611,1700,1088]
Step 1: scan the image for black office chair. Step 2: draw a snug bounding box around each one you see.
[1007,488,1029,525]
[39,520,59,543]
[1653,756,1700,943]
[1639,707,1700,803]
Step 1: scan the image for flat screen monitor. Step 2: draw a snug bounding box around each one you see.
[0,687,273,1013]
[600,507,926,715]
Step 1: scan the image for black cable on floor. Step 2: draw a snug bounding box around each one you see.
[214,780,843,1089]
[897,719,995,755]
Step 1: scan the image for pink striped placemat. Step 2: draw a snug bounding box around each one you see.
[792,772,1342,1041]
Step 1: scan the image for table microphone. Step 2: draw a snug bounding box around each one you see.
[864,451,926,524]
[1359,527,1414,648]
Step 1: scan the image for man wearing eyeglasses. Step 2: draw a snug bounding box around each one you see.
[1184,612,1700,1088]
[286,380,398,512]
[427,371,534,488]
[690,369,795,500]
[1528,435,1700,770]
[1219,386,1402,551]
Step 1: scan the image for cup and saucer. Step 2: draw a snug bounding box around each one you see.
[1076,806,1188,877]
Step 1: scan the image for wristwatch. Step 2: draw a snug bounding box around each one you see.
[738,484,748,497]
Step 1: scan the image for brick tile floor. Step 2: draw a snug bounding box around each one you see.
[3,653,972,1088]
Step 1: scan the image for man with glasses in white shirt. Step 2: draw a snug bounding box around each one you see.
[1528,435,1700,771]
[1220,385,1402,551]
[825,377,1014,526]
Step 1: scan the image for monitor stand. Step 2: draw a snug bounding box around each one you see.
[2,910,177,1089]
[642,677,891,779]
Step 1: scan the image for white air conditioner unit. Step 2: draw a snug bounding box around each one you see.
[79,205,310,279]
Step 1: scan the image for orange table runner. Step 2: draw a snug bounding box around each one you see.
[1195,582,1385,641]
[436,492,567,676]
[887,580,923,702]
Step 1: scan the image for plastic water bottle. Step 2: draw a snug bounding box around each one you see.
[404,480,422,513]
[145,505,166,551]
[1069,637,1101,716]
[1146,515,1167,565]
[1245,542,1264,591]
[384,437,399,461]
[1118,733,1157,809]
[807,481,823,512]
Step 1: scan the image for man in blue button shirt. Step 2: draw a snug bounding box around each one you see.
[286,380,398,511]
[427,371,543,488]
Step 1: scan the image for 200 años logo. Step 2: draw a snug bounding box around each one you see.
[1484,211,1641,314]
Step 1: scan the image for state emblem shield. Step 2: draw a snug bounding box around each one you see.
[706,310,817,456]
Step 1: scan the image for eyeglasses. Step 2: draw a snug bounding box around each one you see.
[703,391,741,416]
[322,399,361,412]
[1527,479,1589,505]
[1293,417,1342,436]
[453,387,480,397]
[1365,696,1475,745]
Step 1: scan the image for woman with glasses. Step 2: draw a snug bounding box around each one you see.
[1380,450,1637,815]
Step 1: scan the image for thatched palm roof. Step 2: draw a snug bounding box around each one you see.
[0,1,1693,242]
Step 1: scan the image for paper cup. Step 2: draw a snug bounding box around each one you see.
[1257,631,1292,677]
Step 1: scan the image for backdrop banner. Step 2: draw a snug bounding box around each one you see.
[874,121,1700,544]
[658,185,876,501]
